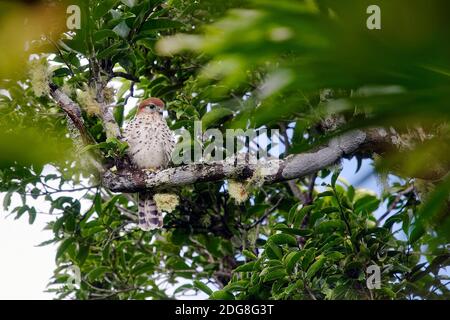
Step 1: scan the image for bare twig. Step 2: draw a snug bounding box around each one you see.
[245,196,284,230]
[376,185,415,226]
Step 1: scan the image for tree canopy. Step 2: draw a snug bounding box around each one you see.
[0,0,449,300]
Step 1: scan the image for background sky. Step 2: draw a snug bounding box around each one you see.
[0,202,55,299]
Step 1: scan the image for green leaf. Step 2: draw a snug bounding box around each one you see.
[268,233,298,247]
[301,248,316,270]
[347,185,355,202]
[28,207,36,224]
[266,241,283,260]
[120,0,136,7]
[3,191,12,211]
[76,244,90,266]
[409,224,425,244]
[93,0,117,19]
[140,19,184,33]
[56,238,76,261]
[52,216,65,234]
[82,224,104,237]
[234,261,256,272]
[15,206,28,220]
[306,256,326,280]
[284,251,302,274]
[97,43,125,59]
[410,177,450,244]
[331,169,341,188]
[36,239,57,247]
[354,195,380,214]
[317,191,334,198]
[293,205,313,228]
[321,207,340,214]
[242,249,257,260]
[132,261,155,276]
[288,203,300,224]
[263,268,287,282]
[113,21,131,38]
[169,228,188,246]
[193,280,213,295]
[210,290,235,300]
[274,227,312,237]
[88,266,110,281]
[381,287,396,299]
[316,220,346,233]
[166,256,191,271]
[174,284,194,295]
[114,105,125,128]
[94,193,102,216]
[201,107,233,130]
[326,251,345,261]
[94,29,119,42]
[52,68,71,77]
[223,280,249,292]
[65,213,76,232]
[30,188,40,199]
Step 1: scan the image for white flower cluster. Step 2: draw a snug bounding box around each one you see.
[76,85,101,116]
[28,58,51,97]
[154,193,180,213]
[228,180,249,204]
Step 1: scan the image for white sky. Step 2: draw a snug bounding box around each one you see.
[0,199,56,299]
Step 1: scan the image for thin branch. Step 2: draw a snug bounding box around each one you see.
[376,185,415,226]
[245,196,284,230]
[47,38,75,77]
[116,205,138,222]
[89,54,122,141]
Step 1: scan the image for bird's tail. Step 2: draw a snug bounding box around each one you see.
[138,192,163,230]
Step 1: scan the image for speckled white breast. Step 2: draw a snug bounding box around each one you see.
[124,113,174,170]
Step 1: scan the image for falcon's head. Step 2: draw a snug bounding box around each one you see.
[137,97,165,116]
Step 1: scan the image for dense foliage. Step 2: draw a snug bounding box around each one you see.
[0,0,449,300]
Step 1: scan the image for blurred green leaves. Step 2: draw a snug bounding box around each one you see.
[157,0,450,128]
[0,127,66,168]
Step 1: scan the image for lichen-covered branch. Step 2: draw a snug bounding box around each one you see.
[103,130,374,193]
[99,101,122,139]
[49,83,91,144]
[48,82,104,172]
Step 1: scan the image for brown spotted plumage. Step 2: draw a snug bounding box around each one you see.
[124,98,174,230]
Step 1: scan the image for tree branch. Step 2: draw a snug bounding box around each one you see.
[92,80,122,140]
[103,130,370,192]
[48,83,104,172]
[376,184,415,226]
[49,83,88,142]
[279,122,312,203]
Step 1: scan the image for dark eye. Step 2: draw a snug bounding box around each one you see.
[147,104,156,110]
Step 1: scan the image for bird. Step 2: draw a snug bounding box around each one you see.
[123,97,175,231]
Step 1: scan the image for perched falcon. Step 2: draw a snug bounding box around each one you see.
[123,97,174,231]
